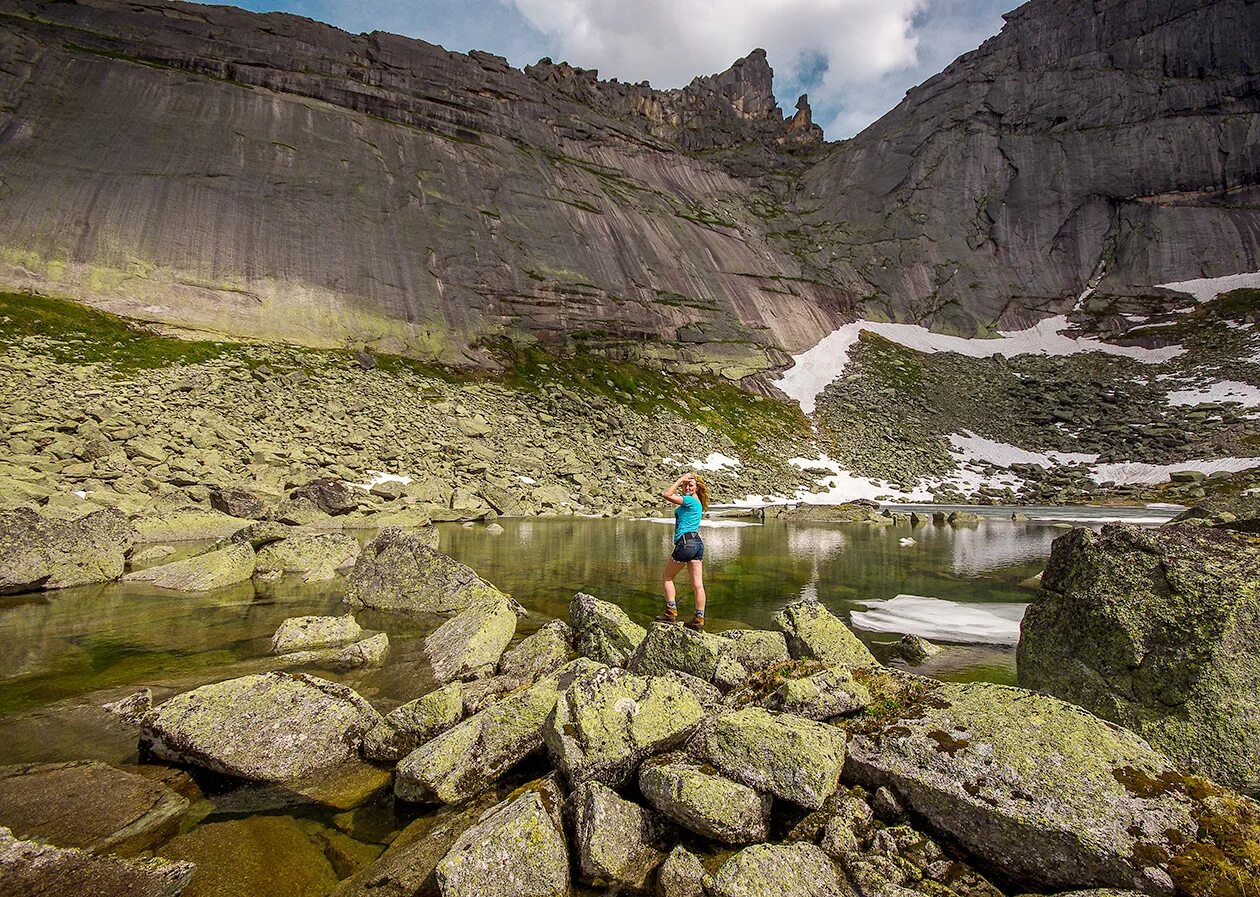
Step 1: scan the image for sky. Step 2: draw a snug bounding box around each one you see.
[188,0,1018,139]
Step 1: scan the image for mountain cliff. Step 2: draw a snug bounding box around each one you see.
[0,0,1257,374]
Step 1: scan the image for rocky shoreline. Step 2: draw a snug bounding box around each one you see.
[2,507,1258,897]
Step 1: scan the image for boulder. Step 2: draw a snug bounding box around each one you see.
[711,843,846,897]
[701,707,846,810]
[289,477,358,516]
[639,754,771,844]
[271,614,363,653]
[253,532,360,582]
[0,825,194,897]
[0,761,188,855]
[278,632,390,672]
[424,596,519,682]
[497,620,574,681]
[221,519,290,550]
[395,659,602,804]
[657,846,710,897]
[361,682,464,763]
[1018,523,1260,791]
[0,507,136,594]
[346,527,503,613]
[434,780,570,897]
[543,666,705,788]
[843,678,1198,893]
[140,672,382,782]
[572,781,670,891]
[763,666,871,720]
[569,592,646,665]
[719,629,791,673]
[123,539,255,591]
[209,486,269,520]
[131,507,252,542]
[627,623,747,687]
[772,599,878,668]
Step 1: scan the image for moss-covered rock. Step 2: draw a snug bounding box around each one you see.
[772,599,878,668]
[271,614,363,653]
[345,527,500,613]
[627,623,750,688]
[658,845,710,897]
[843,678,1199,893]
[569,592,647,666]
[434,779,570,897]
[711,842,846,897]
[140,672,382,782]
[0,824,194,897]
[1018,522,1260,792]
[131,507,253,542]
[572,780,670,891]
[124,539,255,591]
[0,506,136,593]
[253,532,360,582]
[395,659,602,804]
[361,682,463,763]
[543,666,705,788]
[424,596,519,683]
[764,666,870,720]
[701,707,846,810]
[498,620,574,681]
[719,629,791,673]
[639,753,771,844]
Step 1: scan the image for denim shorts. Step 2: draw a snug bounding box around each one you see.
[671,532,704,562]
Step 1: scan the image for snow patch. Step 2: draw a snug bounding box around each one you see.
[778,316,1183,414]
[1090,457,1260,485]
[1156,271,1260,303]
[1167,381,1260,409]
[664,452,741,472]
[850,594,1027,645]
[347,470,412,492]
[947,432,1098,468]
[517,475,538,485]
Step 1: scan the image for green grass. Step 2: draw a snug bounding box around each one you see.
[0,291,233,370]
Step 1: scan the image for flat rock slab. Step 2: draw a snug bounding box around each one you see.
[346,527,502,613]
[544,666,705,788]
[711,843,846,897]
[424,596,518,682]
[0,761,188,855]
[435,780,570,897]
[773,599,878,668]
[131,508,253,543]
[639,754,771,844]
[272,614,363,653]
[124,540,255,591]
[140,672,382,782]
[0,507,137,594]
[702,707,846,810]
[844,679,1198,893]
[572,781,670,891]
[0,825,194,897]
[569,592,646,666]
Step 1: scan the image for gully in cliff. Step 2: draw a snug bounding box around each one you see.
[658,472,709,629]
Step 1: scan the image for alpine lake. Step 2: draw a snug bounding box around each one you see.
[0,504,1175,896]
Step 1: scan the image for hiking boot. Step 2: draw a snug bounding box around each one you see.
[683,614,705,631]
[655,606,679,624]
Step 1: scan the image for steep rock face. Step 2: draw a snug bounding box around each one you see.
[0,0,844,376]
[801,0,1260,334]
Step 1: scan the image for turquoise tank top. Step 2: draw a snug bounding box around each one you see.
[674,495,703,540]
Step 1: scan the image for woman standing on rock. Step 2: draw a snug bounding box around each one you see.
[659,471,709,629]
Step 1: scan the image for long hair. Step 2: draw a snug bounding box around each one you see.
[693,475,710,511]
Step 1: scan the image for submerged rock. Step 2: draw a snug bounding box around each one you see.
[843,678,1197,893]
[434,779,570,897]
[544,666,705,788]
[572,780,670,891]
[0,825,194,897]
[711,842,846,897]
[424,596,519,683]
[569,592,646,666]
[140,672,382,782]
[772,599,878,668]
[638,753,771,844]
[124,540,255,591]
[701,707,846,810]
[361,682,464,763]
[271,614,363,653]
[345,527,502,613]
[1018,522,1260,791]
[0,761,188,855]
[0,507,136,594]
[278,632,390,672]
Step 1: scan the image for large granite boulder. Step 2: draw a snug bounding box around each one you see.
[131,507,253,542]
[572,781,671,891]
[434,780,570,897]
[289,477,358,516]
[345,527,503,613]
[843,678,1199,893]
[772,599,878,668]
[0,507,136,594]
[124,540,255,591]
[0,825,194,897]
[701,707,846,810]
[627,623,750,688]
[719,629,791,673]
[763,666,871,720]
[0,761,188,855]
[1018,523,1260,791]
[498,620,574,681]
[424,596,519,682]
[140,672,382,782]
[543,666,705,788]
[395,659,602,804]
[639,753,772,844]
[711,843,846,897]
[569,592,647,666]
[361,682,464,763]
[209,486,269,520]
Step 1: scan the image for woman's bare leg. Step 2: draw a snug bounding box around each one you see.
[662,559,685,604]
[688,560,706,615]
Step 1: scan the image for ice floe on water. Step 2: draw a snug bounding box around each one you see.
[777,316,1184,414]
[1157,271,1260,303]
[851,594,1028,645]
[1166,381,1260,409]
